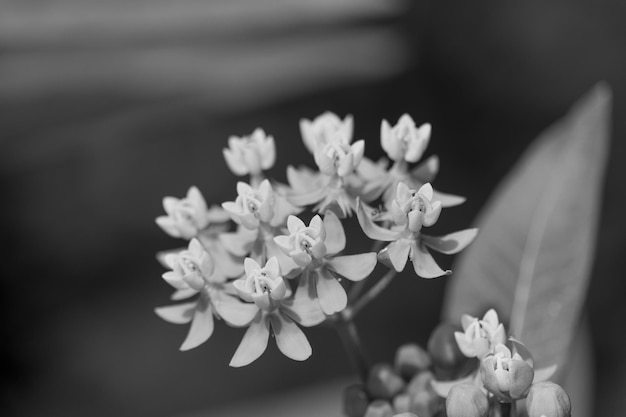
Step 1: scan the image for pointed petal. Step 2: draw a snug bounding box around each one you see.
[454,331,476,357]
[421,229,478,255]
[273,235,293,254]
[180,300,214,351]
[323,211,346,255]
[432,189,466,207]
[155,216,182,238]
[244,257,261,277]
[461,314,475,331]
[154,302,196,324]
[287,215,306,232]
[316,268,348,315]
[266,239,300,277]
[271,313,312,361]
[482,309,499,328]
[379,240,411,272]
[213,294,259,327]
[171,288,199,301]
[326,253,377,282]
[410,242,450,278]
[229,312,270,367]
[356,199,402,242]
[418,183,434,200]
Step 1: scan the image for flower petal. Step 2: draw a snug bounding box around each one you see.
[271,312,312,361]
[180,299,214,351]
[326,253,377,282]
[323,211,346,255]
[229,311,270,367]
[432,189,466,208]
[454,331,476,357]
[154,302,196,324]
[171,288,198,301]
[281,286,325,327]
[379,240,411,272]
[215,297,259,327]
[316,268,348,315]
[356,199,402,242]
[410,242,450,278]
[421,229,478,255]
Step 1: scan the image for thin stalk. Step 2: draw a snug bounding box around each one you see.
[349,268,397,318]
[333,314,369,382]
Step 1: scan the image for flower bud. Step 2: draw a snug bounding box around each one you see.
[526,382,571,417]
[406,370,434,398]
[392,393,411,414]
[367,363,406,400]
[445,383,489,417]
[409,389,441,417]
[343,384,370,417]
[428,323,476,380]
[394,343,432,380]
[364,400,394,417]
[480,344,534,401]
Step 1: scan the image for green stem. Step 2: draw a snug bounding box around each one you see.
[349,268,397,318]
[334,314,369,382]
[500,401,516,417]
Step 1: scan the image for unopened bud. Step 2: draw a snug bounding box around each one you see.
[428,323,476,380]
[367,363,406,400]
[409,389,441,417]
[392,393,411,414]
[480,344,534,401]
[445,383,489,417]
[364,400,394,417]
[526,382,571,417]
[395,343,432,380]
[343,384,371,417]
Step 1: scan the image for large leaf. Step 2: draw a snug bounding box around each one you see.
[442,84,611,372]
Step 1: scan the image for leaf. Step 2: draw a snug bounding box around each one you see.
[442,84,611,373]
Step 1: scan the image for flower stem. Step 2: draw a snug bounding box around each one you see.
[349,268,397,318]
[334,314,369,382]
[500,401,516,417]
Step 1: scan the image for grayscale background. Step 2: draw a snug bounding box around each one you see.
[1,0,625,416]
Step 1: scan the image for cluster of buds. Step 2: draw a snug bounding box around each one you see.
[343,344,443,417]
[425,309,571,417]
[154,111,477,367]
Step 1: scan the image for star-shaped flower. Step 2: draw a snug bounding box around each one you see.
[357,182,477,278]
[155,239,258,350]
[381,114,431,163]
[454,309,507,359]
[156,186,230,239]
[229,257,325,366]
[299,111,353,154]
[223,128,276,177]
[275,212,377,315]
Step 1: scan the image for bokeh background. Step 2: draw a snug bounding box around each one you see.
[2,0,625,416]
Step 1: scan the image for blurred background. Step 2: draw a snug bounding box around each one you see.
[1,0,625,416]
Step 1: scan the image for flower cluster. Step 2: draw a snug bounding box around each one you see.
[424,309,569,417]
[154,112,476,367]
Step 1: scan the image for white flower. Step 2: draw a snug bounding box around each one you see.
[233,257,288,311]
[222,180,275,229]
[313,139,365,177]
[223,128,276,176]
[299,111,353,153]
[274,215,327,267]
[454,309,507,358]
[389,182,442,232]
[161,238,214,292]
[381,114,431,163]
[156,186,225,239]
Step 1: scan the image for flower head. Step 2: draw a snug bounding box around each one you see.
[276,211,377,315]
[161,238,215,292]
[381,114,431,163]
[454,309,507,358]
[313,138,365,177]
[273,215,327,267]
[233,257,288,310]
[480,343,534,401]
[389,182,442,232]
[222,180,275,229]
[156,186,227,239]
[223,128,276,176]
[300,111,353,153]
[526,382,571,417]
